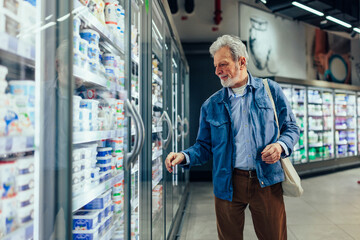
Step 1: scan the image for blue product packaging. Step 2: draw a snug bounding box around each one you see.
[73,210,100,230]
[83,189,112,209]
[73,225,99,240]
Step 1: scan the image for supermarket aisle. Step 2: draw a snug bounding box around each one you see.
[178,168,360,240]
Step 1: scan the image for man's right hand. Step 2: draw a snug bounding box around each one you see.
[165,152,185,173]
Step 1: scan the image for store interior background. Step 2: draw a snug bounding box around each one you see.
[168,0,360,181]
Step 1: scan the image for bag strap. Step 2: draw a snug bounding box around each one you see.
[262,79,280,139]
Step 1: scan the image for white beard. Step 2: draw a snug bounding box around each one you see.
[220,77,238,88]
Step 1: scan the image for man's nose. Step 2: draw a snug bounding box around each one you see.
[216,67,221,75]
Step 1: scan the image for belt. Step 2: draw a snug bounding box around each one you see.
[233,168,257,178]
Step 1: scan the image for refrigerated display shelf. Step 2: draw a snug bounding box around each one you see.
[74,1,125,56]
[1,221,33,240]
[74,65,108,88]
[152,73,163,85]
[0,136,34,155]
[308,114,323,117]
[335,114,355,117]
[336,142,348,145]
[100,224,115,240]
[309,128,324,131]
[72,172,124,212]
[152,175,162,190]
[152,149,163,160]
[308,102,322,105]
[336,128,355,131]
[0,32,35,67]
[73,130,123,144]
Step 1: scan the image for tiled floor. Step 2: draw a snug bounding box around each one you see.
[178,168,360,240]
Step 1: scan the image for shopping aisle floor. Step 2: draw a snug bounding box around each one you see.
[178,168,360,240]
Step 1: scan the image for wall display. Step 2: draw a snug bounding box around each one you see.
[308,28,351,84]
[239,3,306,79]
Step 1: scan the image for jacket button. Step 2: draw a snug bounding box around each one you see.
[261,181,264,185]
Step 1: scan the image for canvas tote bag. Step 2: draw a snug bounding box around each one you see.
[262,79,304,197]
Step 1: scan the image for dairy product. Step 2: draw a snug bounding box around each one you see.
[73,209,101,230]
[80,29,100,46]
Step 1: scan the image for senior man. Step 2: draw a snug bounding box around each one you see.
[165,35,299,240]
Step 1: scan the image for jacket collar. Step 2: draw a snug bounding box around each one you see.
[215,71,262,103]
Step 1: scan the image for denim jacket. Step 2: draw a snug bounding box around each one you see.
[182,74,300,201]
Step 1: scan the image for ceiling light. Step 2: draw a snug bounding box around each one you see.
[292,1,324,16]
[326,16,351,28]
[260,0,267,4]
[353,27,360,33]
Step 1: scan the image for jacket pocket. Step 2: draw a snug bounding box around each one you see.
[208,119,229,148]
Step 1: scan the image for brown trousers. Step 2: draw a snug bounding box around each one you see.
[215,169,287,240]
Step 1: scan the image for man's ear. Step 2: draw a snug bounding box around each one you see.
[239,57,246,69]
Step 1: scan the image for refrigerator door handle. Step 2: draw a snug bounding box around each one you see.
[132,102,145,159]
[124,99,140,170]
[160,111,173,149]
[183,117,189,138]
[177,115,183,142]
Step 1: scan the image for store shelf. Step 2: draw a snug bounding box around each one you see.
[335,114,355,117]
[73,130,123,144]
[100,223,115,240]
[74,0,124,56]
[336,128,355,131]
[73,65,108,89]
[72,172,124,212]
[308,114,323,117]
[152,175,162,190]
[0,32,35,67]
[2,221,33,240]
[308,102,323,105]
[152,73,163,85]
[152,149,163,160]
[309,143,323,147]
[0,136,34,155]
[309,128,324,131]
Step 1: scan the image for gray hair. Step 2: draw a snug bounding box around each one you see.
[209,35,249,66]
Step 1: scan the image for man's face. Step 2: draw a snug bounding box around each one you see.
[213,47,241,87]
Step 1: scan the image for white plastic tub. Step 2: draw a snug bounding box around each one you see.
[73,209,101,230]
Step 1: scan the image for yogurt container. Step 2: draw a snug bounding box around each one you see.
[73,17,81,36]
[73,52,81,66]
[80,54,88,69]
[105,67,116,83]
[88,44,100,60]
[80,99,99,112]
[73,95,82,110]
[72,171,85,185]
[97,147,112,157]
[17,189,34,208]
[16,157,35,175]
[88,59,98,73]
[96,163,111,173]
[73,224,100,240]
[17,204,34,225]
[80,29,100,46]
[102,53,117,67]
[8,80,35,107]
[96,156,112,164]
[0,161,17,198]
[73,35,80,52]
[73,209,101,230]
[105,2,118,24]
[79,38,89,56]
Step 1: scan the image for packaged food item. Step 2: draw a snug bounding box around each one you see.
[8,80,35,108]
[96,156,112,164]
[79,38,89,56]
[96,147,112,157]
[1,198,18,234]
[87,0,105,24]
[88,60,98,73]
[73,224,99,240]
[17,190,34,208]
[87,44,100,61]
[73,209,101,230]
[0,161,17,198]
[16,157,34,175]
[80,29,100,46]
[73,17,81,36]
[82,189,112,209]
[17,204,34,225]
[104,2,118,25]
[16,174,34,192]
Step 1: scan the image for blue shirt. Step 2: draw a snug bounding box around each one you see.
[183,77,289,170]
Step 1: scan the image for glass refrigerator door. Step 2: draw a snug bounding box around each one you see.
[307,88,325,161]
[322,89,334,160]
[171,44,181,216]
[0,0,38,239]
[280,84,307,164]
[151,2,165,239]
[71,1,144,240]
[358,93,360,155]
[335,91,356,157]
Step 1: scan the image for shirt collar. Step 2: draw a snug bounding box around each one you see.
[227,71,254,98]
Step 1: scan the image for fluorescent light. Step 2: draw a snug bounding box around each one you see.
[326,16,351,28]
[260,0,267,3]
[292,1,324,16]
[353,27,360,33]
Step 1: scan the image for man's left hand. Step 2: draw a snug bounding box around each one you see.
[261,143,284,164]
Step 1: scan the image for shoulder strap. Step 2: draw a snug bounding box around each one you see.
[262,79,280,139]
